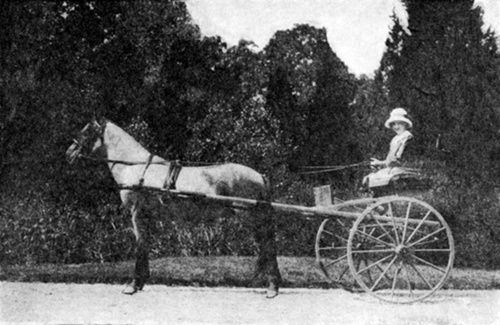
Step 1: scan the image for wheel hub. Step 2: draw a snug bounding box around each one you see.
[394,244,412,262]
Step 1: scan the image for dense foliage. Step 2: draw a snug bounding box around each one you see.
[378,0,500,267]
[1,0,499,268]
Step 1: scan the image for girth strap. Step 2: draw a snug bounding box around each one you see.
[164,160,182,190]
[138,154,154,187]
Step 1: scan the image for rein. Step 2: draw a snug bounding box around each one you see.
[297,161,371,174]
[77,154,219,167]
[78,154,171,166]
[78,153,369,174]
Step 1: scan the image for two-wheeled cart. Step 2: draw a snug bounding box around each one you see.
[313,193,454,304]
[128,185,454,304]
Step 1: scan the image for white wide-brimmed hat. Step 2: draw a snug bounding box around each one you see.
[384,108,413,129]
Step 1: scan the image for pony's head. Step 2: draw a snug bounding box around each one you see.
[66,119,106,164]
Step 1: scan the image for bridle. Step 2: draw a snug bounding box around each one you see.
[68,120,182,190]
[69,120,166,166]
[68,120,212,168]
[68,120,106,163]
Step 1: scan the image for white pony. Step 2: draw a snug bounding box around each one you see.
[66,119,281,298]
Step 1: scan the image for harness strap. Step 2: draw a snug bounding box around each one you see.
[138,154,154,187]
[297,161,370,175]
[163,160,182,190]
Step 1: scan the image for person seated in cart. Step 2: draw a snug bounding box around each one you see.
[363,108,418,191]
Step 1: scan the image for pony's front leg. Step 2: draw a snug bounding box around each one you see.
[123,201,150,295]
[252,206,282,298]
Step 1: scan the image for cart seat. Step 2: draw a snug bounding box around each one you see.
[362,166,421,189]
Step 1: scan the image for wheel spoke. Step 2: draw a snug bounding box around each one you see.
[403,263,414,297]
[410,263,434,290]
[370,255,398,291]
[403,225,428,237]
[405,210,432,244]
[407,227,446,248]
[388,202,401,245]
[322,229,335,237]
[356,254,393,275]
[347,197,454,303]
[369,208,397,244]
[375,230,393,243]
[351,248,395,254]
[323,253,348,268]
[335,234,349,243]
[375,263,395,285]
[363,258,374,284]
[336,264,350,282]
[391,262,403,298]
[401,201,412,243]
[363,224,398,242]
[316,218,352,285]
[336,219,346,228]
[354,229,393,247]
[411,254,447,273]
[412,248,451,252]
[408,237,442,246]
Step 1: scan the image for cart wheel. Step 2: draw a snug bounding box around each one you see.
[347,196,454,304]
[315,217,355,287]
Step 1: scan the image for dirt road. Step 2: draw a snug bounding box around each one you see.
[1,282,499,324]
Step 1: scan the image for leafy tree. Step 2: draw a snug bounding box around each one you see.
[264,25,359,170]
[349,74,392,160]
[381,0,500,174]
[183,40,286,172]
[379,0,500,267]
[0,1,202,264]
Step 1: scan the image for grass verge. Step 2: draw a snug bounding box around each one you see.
[1,256,500,290]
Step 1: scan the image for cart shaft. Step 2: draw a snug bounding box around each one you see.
[119,186,439,226]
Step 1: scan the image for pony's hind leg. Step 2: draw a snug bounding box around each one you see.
[252,204,282,298]
[123,199,151,295]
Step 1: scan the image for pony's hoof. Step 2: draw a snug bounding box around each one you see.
[122,285,138,295]
[266,288,279,299]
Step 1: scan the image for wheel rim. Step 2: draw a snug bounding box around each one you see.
[315,218,354,286]
[347,196,454,304]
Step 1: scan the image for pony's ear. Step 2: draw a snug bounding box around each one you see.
[97,117,107,125]
[91,117,107,126]
[92,117,107,134]
[91,108,99,124]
